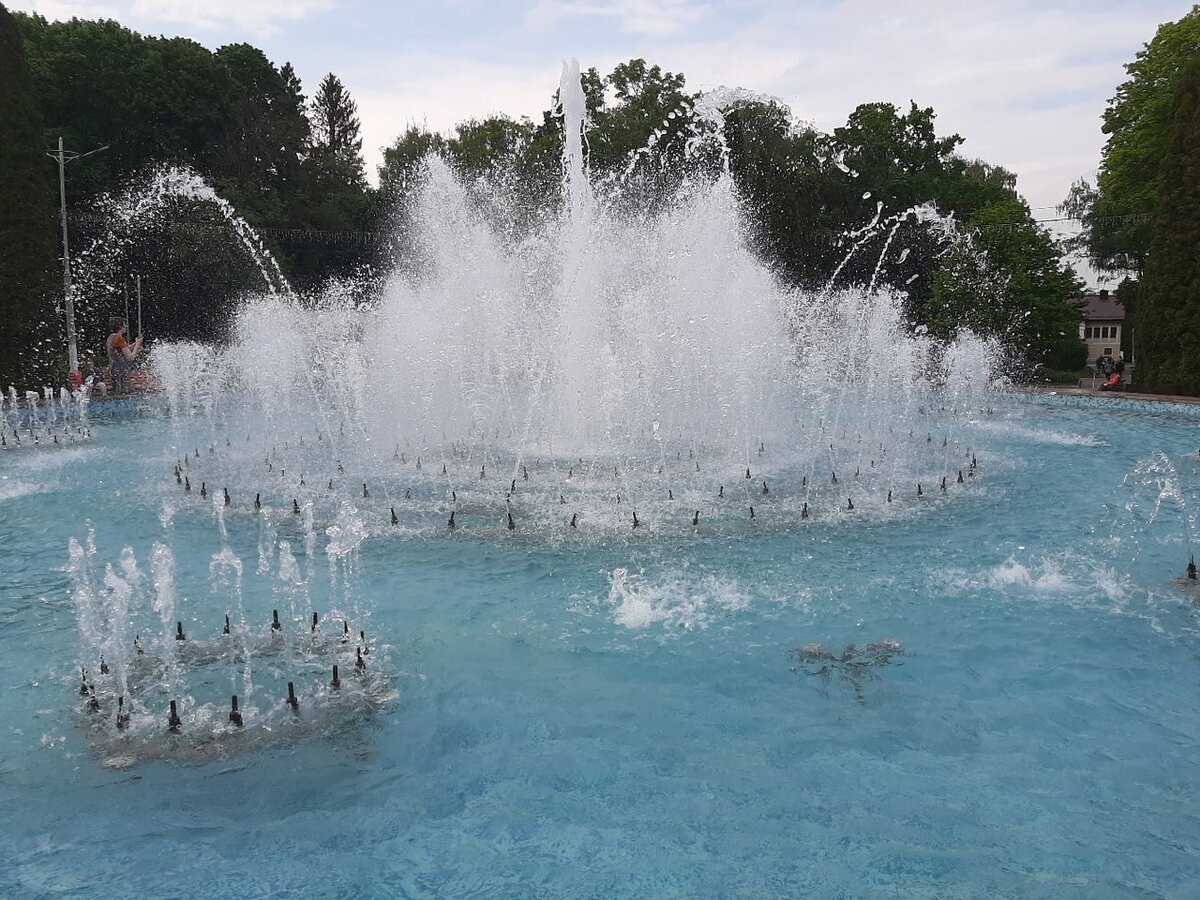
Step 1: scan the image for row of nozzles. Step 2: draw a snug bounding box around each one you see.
[156,610,365,645]
[80,652,368,732]
[169,452,981,533]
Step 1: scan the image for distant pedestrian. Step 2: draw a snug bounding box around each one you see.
[106,316,143,396]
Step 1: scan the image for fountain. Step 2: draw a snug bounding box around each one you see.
[147,60,997,542]
[1,60,1193,898]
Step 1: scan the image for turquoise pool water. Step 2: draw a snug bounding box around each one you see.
[1,394,1198,897]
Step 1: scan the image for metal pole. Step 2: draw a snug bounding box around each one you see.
[55,136,78,375]
[136,275,142,339]
[47,139,107,378]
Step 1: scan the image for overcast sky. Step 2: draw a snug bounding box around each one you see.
[11,0,1189,275]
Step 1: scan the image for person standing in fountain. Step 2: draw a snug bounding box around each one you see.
[106,317,143,397]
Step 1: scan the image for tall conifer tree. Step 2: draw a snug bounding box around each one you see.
[1133,55,1200,390]
[0,2,57,385]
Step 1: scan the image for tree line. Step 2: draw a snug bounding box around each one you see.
[1063,4,1200,392]
[0,3,1088,388]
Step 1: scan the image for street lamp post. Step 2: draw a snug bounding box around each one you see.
[47,136,108,375]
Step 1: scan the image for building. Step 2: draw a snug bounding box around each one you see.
[1079,290,1125,366]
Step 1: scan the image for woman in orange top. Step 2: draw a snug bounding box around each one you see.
[106,316,143,396]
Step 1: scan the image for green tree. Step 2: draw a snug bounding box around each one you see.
[309,73,365,188]
[1066,5,1200,275]
[213,44,309,221]
[1131,55,1200,391]
[446,115,534,181]
[0,2,58,385]
[829,101,964,220]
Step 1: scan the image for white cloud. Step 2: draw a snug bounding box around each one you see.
[131,0,334,37]
[12,0,332,37]
[526,0,710,36]
[347,54,561,182]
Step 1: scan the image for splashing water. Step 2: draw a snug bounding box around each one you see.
[149,60,998,542]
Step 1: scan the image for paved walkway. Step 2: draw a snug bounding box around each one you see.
[1019,384,1200,406]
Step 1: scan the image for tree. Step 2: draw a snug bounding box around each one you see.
[378,124,444,198]
[0,2,58,385]
[446,115,534,181]
[1131,55,1200,391]
[1067,5,1200,275]
[309,73,365,188]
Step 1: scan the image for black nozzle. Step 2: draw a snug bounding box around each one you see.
[286,682,299,712]
[331,665,341,690]
[168,700,182,733]
[254,493,261,511]
[223,613,231,635]
[271,609,281,631]
[99,656,109,675]
[116,696,130,730]
[175,621,186,641]
[363,483,369,498]
[355,646,366,673]
[293,499,300,515]
[79,668,90,696]
[448,510,456,530]
[229,694,243,727]
[311,612,319,634]
[342,620,350,642]
[200,482,207,499]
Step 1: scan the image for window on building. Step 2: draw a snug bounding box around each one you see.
[1104,347,1113,356]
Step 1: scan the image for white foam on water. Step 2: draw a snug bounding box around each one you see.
[972,419,1105,447]
[604,567,751,631]
[939,551,1133,606]
[0,480,38,503]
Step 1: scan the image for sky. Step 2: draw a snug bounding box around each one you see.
[10,0,1191,282]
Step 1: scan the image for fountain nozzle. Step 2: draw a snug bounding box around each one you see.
[331,665,341,690]
[168,700,181,733]
[272,609,281,632]
[229,695,243,727]
[286,682,299,713]
[175,621,186,641]
[116,696,130,730]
